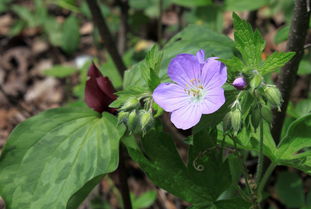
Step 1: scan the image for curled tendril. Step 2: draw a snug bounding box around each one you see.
[192,146,217,172]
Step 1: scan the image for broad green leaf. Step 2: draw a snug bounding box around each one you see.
[44,17,63,47]
[293,99,311,118]
[225,0,270,11]
[228,122,278,161]
[0,108,125,209]
[171,0,212,7]
[124,24,235,88]
[61,15,80,54]
[100,55,123,89]
[259,52,295,74]
[232,13,265,68]
[11,5,37,27]
[275,171,304,208]
[56,0,80,12]
[43,65,77,78]
[298,56,311,75]
[194,5,224,33]
[274,25,289,44]
[161,24,235,78]
[131,190,157,209]
[276,114,311,174]
[128,130,240,207]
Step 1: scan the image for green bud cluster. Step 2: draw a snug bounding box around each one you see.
[117,96,154,135]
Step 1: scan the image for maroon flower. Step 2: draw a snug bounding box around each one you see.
[85,63,117,113]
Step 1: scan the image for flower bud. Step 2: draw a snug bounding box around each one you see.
[231,109,241,133]
[120,97,140,111]
[139,110,154,135]
[117,111,129,124]
[85,63,116,113]
[264,85,282,110]
[232,77,247,90]
[223,112,232,132]
[250,74,262,90]
[127,110,138,132]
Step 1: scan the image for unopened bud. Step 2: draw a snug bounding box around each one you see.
[250,74,262,90]
[232,77,247,90]
[117,111,129,124]
[264,85,282,110]
[231,109,241,133]
[140,110,153,129]
[223,112,232,132]
[120,97,139,111]
[139,110,154,135]
[127,110,138,132]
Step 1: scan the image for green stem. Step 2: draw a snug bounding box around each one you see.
[231,136,252,195]
[257,163,276,201]
[255,119,264,184]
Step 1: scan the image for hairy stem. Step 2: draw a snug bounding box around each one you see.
[255,120,264,183]
[257,163,276,201]
[118,145,133,209]
[86,0,127,77]
[272,0,311,142]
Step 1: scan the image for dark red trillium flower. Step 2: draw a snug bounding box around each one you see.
[85,63,117,114]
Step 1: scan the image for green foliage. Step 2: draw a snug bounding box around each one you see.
[276,114,311,174]
[274,25,290,44]
[275,171,304,208]
[225,0,270,11]
[131,190,157,209]
[171,0,212,7]
[0,108,125,209]
[232,13,265,68]
[124,24,235,88]
[128,130,250,208]
[62,15,80,54]
[223,13,295,77]
[43,65,77,78]
[259,52,295,74]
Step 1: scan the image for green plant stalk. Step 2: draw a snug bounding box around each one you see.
[231,136,252,196]
[255,120,264,184]
[257,163,276,201]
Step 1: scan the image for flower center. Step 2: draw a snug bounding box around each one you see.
[184,79,206,103]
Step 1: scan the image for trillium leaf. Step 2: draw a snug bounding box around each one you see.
[0,108,125,209]
[276,114,311,174]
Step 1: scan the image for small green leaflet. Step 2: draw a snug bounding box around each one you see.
[258,51,295,73]
[0,108,125,209]
[222,13,295,76]
[233,12,265,68]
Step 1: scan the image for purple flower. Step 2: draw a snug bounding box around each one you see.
[152,50,227,130]
[232,77,247,90]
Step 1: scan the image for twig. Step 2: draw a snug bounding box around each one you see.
[158,0,163,48]
[86,0,127,77]
[118,145,133,209]
[116,0,129,55]
[271,0,311,142]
